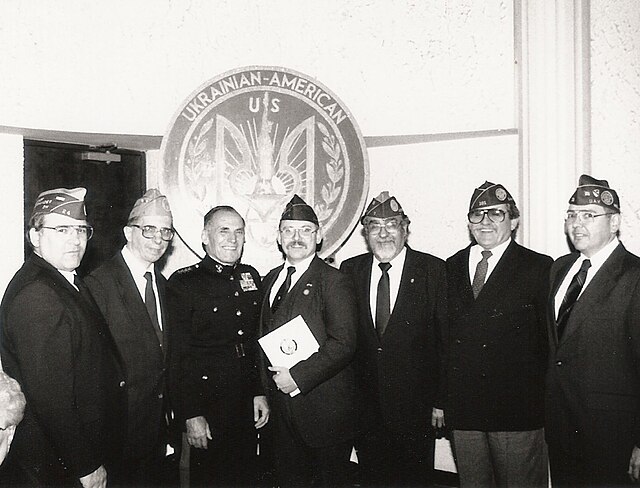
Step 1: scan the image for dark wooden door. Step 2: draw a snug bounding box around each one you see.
[24,140,146,275]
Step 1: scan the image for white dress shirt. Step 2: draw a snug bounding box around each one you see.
[468,238,512,286]
[269,253,315,306]
[121,246,163,330]
[369,246,407,325]
[553,237,619,318]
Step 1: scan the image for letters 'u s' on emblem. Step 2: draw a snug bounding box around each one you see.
[160,66,369,275]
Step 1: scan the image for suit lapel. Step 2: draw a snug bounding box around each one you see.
[355,254,375,331]
[560,244,625,344]
[261,264,283,332]
[113,254,164,350]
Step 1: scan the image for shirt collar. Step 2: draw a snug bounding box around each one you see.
[121,245,154,278]
[202,254,237,276]
[285,253,315,275]
[373,245,407,266]
[471,237,511,262]
[580,237,619,268]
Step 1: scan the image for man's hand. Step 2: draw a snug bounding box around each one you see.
[268,366,298,394]
[186,416,212,449]
[79,465,107,488]
[628,445,640,482]
[431,408,445,429]
[253,395,270,429]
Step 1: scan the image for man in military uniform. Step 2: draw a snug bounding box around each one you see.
[168,205,269,487]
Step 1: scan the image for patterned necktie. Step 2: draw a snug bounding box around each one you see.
[144,271,163,346]
[471,250,493,299]
[556,259,592,339]
[271,266,296,314]
[376,262,392,339]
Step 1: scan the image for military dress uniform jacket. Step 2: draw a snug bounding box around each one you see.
[85,252,170,459]
[260,256,358,448]
[446,241,552,431]
[167,255,263,429]
[339,247,447,434]
[545,243,640,483]
[0,254,125,484]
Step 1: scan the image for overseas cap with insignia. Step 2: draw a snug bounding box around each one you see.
[361,191,406,224]
[469,181,515,211]
[31,187,88,222]
[128,188,173,221]
[569,174,620,212]
[280,194,318,226]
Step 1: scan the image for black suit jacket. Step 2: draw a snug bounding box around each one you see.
[260,256,358,448]
[546,243,640,481]
[340,247,447,435]
[0,254,125,484]
[446,240,552,431]
[86,252,170,459]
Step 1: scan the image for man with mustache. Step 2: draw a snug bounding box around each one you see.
[260,195,358,487]
[446,181,552,487]
[339,191,446,487]
[168,205,269,487]
[0,187,125,488]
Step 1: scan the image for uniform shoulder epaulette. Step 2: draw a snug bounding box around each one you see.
[176,263,199,274]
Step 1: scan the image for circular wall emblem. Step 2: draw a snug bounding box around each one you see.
[279,338,298,355]
[160,66,369,274]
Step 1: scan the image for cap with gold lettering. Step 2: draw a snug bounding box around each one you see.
[280,194,318,225]
[569,174,620,212]
[31,187,87,221]
[128,188,173,221]
[469,181,515,211]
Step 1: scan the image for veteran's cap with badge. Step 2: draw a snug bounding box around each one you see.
[280,194,319,226]
[128,188,173,221]
[31,187,88,222]
[569,174,620,212]
[469,181,515,211]
[361,191,407,224]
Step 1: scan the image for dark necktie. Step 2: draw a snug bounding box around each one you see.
[471,250,493,299]
[376,262,392,339]
[144,271,163,346]
[73,274,93,304]
[271,266,296,314]
[556,259,592,339]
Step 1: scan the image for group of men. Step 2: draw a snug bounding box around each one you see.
[0,173,639,488]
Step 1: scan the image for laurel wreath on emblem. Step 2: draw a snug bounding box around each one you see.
[185,119,215,201]
[315,122,344,223]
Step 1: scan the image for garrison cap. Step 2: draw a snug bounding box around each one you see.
[361,191,406,224]
[469,181,515,211]
[128,189,172,221]
[569,174,620,212]
[31,187,87,222]
[280,194,318,226]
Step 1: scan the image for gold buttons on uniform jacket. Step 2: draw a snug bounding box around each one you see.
[119,381,126,388]
[213,307,218,312]
[238,330,244,336]
[236,310,242,316]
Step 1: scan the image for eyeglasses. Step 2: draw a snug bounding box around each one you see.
[41,225,94,240]
[565,211,615,224]
[468,209,507,224]
[279,226,317,238]
[365,219,403,234]
[131,224,175,241]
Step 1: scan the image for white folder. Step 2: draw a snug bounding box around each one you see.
[259,315,319,370]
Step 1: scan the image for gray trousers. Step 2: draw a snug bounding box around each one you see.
[452,429,548,488]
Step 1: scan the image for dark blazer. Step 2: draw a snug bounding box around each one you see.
[545,243,640,482]
[260,256,358,448]
[86,252,170,459]
[0,254,125,484]
[446,240,552,431]
[339,247,447,434]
